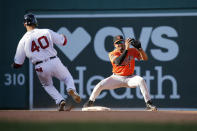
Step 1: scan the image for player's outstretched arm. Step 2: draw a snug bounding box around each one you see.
[49,29,67,46]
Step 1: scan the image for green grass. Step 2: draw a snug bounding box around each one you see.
[0,121,197,131]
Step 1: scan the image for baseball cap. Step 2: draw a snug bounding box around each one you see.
[113,35,124,44]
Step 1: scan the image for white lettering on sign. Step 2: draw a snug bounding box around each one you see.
[4,73,25,86]
[59,66,180,100]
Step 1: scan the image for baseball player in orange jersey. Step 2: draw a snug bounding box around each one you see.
[84,35,157,111]
[12,13,81,111]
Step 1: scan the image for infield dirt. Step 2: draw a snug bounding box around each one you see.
[0,110,197,123]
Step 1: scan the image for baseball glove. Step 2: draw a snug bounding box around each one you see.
[131,40,142,50]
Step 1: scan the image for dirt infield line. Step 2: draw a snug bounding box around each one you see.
[0,110,197,123]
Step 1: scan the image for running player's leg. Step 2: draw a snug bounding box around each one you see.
[35,64,65,105]
[52,58,81,103]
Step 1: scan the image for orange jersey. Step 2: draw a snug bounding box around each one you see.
[109,48,141,76]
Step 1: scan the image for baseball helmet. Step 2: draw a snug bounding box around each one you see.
[23,13,38,26]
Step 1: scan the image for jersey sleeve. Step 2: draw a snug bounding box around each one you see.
[14,38,26,65]
[49,29,67,46]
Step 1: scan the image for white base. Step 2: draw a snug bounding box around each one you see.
[82,106,111,111]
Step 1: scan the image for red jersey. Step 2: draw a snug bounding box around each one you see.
[109,48,141,76]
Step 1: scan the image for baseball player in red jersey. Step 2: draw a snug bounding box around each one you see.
[12,13,81,111]
[84,35,157,111]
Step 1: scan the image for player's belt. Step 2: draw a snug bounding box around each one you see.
[35,56,56,65]
[113,73,133,77]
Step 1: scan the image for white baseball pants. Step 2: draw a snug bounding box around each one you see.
[89,74,151,103]
[35,57,76,105]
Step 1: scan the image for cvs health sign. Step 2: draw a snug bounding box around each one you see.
[31,12,197,108]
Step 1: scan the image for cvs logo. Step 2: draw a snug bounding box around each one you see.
[58,26,179,62]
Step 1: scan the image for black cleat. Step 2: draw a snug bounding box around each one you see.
[58,100,66,111]
[83,100,94,108]
[146,100,157,111]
